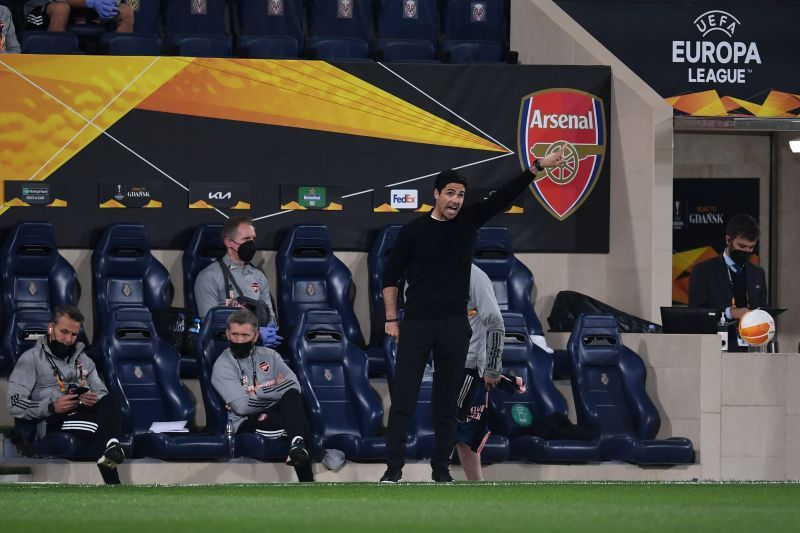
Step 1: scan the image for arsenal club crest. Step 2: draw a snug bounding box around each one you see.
[518,89,607,221]
[268,0,283,16]
[403,0,418,19]
[259,361,270,373]
[600,372,609,386]
[251,282,260,295]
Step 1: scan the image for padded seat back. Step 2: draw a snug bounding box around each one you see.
[182,223,225,314]
[1,222,78,373]
[91,224,171,341]
[277,225,364,348]
[195,307,237,434]
[238,0,304,41]
[291,310,382,443]
[1,222,77,314]
[102,307,194,437]
[474,226,542,335]
[493,312,568,438]
[164,0,226,36]
[568,314,660,439]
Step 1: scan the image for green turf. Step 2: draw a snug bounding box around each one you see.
[1,482,798,532]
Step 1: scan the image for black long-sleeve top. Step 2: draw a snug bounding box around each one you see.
[382,170,534,321]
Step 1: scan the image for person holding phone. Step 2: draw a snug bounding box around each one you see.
[6,304,125,484]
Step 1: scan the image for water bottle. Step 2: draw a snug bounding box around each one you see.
[189,318,201,335]
[225,419,235,458]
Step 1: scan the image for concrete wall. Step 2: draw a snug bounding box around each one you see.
[774,132,800,355]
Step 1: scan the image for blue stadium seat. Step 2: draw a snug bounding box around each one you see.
[375,0,439,62]
[102,306,228,459]
[132,0,163,35]
[91,224,171,344]
[13,418,96,460]
[473,226,543,336]
[497,312,600,463]
[365,224,403,376]
[101,33,163,55]
[236,0,304,58]
[0,222,78,374]
[20,31,81,54]
[164,0,228,55]
[276,224,365,352]
[441,0,514,63]
[567,314,695,465]
[290,309,385,461]
[183,223,225,316]
[195,307,292,461]
[307,0,372,60]
[175,35,232,57]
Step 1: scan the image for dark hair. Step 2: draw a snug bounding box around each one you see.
[221,217,254,242]
[434,169,468,193]
[52,304,84,324]
[227,309,258,331]
[726,213,760,241]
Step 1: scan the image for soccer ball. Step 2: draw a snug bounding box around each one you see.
[737,309,776,346]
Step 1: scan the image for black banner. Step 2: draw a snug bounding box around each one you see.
[4,181,68,207]
[0,61,611,252]
[557,1,800,116]
[99,182,163,208]
[672,178,759,304]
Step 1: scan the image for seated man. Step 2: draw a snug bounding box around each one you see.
[211,309,313,482]
[194,217,281,347]
[1,5,21,53]
[6,304,125,485]
[24,0,133,33]
[455,264,504,481]
[689,213,768,320]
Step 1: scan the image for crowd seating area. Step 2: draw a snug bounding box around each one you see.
[0,219,694,468]
[1,0,518,61]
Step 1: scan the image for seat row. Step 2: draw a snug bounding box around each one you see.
[16,0,516,62]
[0,221,544,378]
[18,306,694,466]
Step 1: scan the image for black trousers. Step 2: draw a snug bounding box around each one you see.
[385,315,472,473]
[46,394,122,458]
[238,388,313,482]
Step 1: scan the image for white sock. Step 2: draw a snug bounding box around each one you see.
[106,438,119,448]
[291,436,303,446]
[531,334,554,354]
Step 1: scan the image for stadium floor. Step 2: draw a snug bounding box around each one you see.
[1,482,798,532]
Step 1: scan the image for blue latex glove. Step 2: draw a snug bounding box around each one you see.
[259,324,283,348]
[87,0,119,20]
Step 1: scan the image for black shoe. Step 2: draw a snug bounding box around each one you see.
[286,437,309,467]
[97,440,125,469]
[380,468,402,483]
[432,470,454,483]
[98,464,121,485]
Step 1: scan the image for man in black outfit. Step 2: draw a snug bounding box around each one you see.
[689,213,768,320]
[380,149,565,483]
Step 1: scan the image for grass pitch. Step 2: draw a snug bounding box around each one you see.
[1,482,798,532]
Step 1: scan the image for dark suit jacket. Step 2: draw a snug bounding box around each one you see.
[688,256,768,312]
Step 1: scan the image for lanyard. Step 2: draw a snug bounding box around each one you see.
[235,350,258,388]
[726,265,749,309]
[41,345,81,393]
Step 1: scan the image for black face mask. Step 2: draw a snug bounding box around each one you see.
[729,248,752,267]
[229,340,254,359]
[47,336,76,360]
[235,240,256,263]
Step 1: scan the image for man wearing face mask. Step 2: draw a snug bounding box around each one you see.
[689,213,768,320]
[6,305,125,484]
[194,217,281,347]
[211,309,313,481]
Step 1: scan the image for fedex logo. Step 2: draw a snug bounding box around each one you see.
[390,189,418,209]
